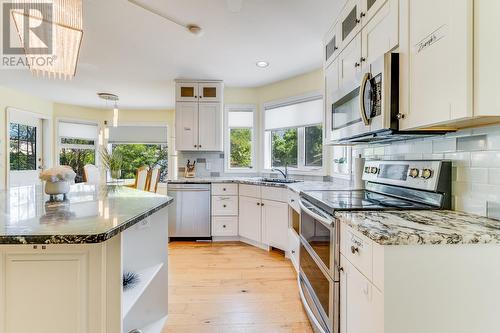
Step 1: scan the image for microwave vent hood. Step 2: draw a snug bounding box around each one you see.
[333,129,453,145]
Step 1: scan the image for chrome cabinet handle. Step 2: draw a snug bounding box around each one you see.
[351,246,359,254]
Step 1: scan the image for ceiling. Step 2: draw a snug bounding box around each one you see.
[0,0,342,109]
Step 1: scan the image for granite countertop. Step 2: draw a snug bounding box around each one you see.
[167,177,351,193]
[337,210,500,246]
[0,184,173,244]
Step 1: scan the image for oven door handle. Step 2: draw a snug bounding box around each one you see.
[359,72,371,126]
[299,200,333,229]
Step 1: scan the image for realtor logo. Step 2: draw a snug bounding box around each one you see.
[2,1,55,69]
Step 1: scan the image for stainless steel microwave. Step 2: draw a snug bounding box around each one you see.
[330,52,399,143]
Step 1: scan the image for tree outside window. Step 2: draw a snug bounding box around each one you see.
[271,128,298,168]
[59,138,96,183]
[10,123,37,171]
[305,125,323,167]
[230,128,252,168]
[111,144,168,182]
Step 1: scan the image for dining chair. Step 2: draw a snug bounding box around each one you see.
[83,164,99,184]
[148,166,161,193]
[134,166,150,191]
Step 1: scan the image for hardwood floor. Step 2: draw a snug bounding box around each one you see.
[164,241,313,333]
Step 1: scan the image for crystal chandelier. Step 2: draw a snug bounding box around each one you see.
[11,0,83,79]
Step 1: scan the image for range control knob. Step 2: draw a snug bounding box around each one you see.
[409,168,420,178]
[364,167,371,173]
[370,167,379,174]
[421,168,433,179]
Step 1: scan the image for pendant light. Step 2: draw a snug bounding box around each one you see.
[97,93,120,128]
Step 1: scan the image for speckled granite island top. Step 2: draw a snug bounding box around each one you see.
[0,184,173,244]
[337,210,500,246]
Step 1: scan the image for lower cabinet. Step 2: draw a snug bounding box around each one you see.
[262,199,288,250]
[238,185,289,251]
[341,255,384,333]
[212,216,238,236]
[238,195,262,242]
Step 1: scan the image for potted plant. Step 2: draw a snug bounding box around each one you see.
[100,148,123,180]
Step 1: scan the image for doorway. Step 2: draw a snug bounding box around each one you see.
[6,108,52,187]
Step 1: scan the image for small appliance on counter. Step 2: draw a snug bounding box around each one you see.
[184,160,196,178]
[298,160,452,333]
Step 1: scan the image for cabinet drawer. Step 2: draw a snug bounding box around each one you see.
[212,216,238,236]
[239,184,261,198]
[287,189,300,212]
[212,196,238,215]
[261,186,287,202]
[212,183,238,196]
[341,223,373,280]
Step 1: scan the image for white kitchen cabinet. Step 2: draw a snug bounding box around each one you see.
[175,80,223,151]
[324,20,341,69]
[212,216,238,237]
[361,0,387,25]
[211,183,238,237]
[175,102,199,151]
[198,82,222,102]
[198,102,222,151]
[176,82,200,102]
[262,199,288,250]
[325,59,340,144]
[361,0,398,70]
[339,0,362,49]
[341,255,384,333]
[398,0,473,130]
[238,195,262,243]
[2,250,89,333]
[339,34,362,90]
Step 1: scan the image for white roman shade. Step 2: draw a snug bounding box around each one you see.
[265,97,323,130]
[58,121,98,140]
[228,111,254,128]
[108,125,167,144]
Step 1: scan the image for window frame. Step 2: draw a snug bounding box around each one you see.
[262,92,325,175]
[224,104,257,173]
[108,142,168,183]
[56,118,100,183]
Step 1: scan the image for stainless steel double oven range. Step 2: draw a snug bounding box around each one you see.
[298,160,452,333]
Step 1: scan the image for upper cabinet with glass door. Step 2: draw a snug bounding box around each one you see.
[176,81,222,103]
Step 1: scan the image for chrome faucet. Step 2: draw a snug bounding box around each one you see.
[271,165,288,179]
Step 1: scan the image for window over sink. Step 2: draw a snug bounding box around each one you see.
[224,105,256,172]
[264,94,324,173]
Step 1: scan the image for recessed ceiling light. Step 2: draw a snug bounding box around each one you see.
[256,61,269,68]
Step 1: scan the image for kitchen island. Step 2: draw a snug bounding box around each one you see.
[0,184,173,333]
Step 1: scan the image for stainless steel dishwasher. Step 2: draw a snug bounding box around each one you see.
[167,183,211,239]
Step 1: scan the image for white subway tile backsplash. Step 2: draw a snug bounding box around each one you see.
[489,169,500,185]
[444,152,471,167]
[355,124,500,217]
[471,151,500,168]
[456,135,487,152]
[433,138,457,153]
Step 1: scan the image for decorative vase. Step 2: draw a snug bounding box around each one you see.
[44,180,71,201]
[111,169,121,180]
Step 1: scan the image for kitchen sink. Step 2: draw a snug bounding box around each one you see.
[260,178,301,184]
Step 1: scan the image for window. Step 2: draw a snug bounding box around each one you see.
[108,125,168,182]
[225,106,256,171]
[58,121,98,183]
[110,144,168,182]
[10,123,37,171]
[264,96,323,171]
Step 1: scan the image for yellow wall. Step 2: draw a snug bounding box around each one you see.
[256,68,324,104]
[0,86,54,189]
